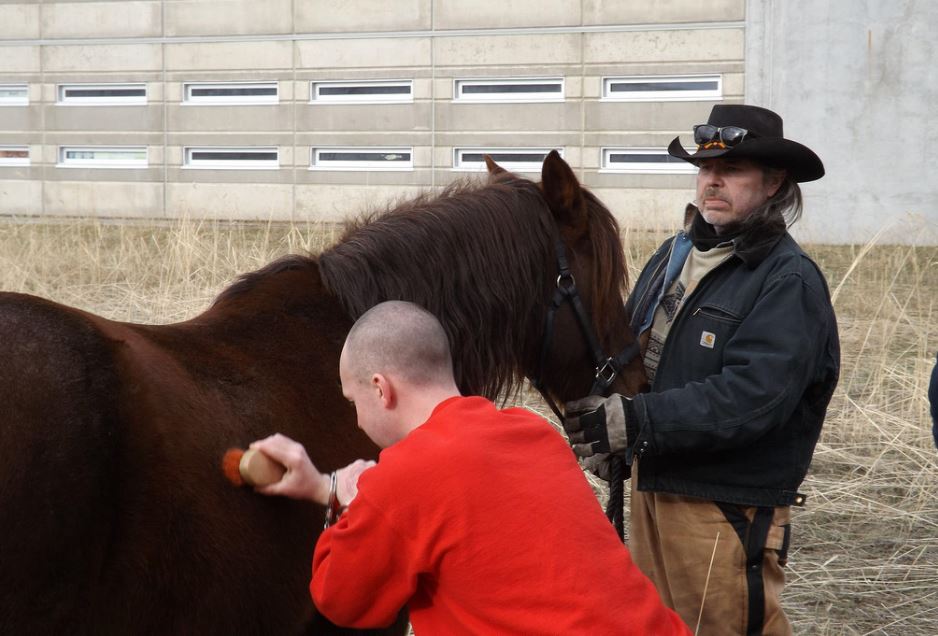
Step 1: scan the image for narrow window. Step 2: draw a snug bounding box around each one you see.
[310,80,413,104]
[602,75,722,102]
[0,84,28,106]
[453,148,562,172]
[600,148,697,174]
[58,83,148,105]
[310,147,413,171]
[454,78,564,103]
[0,146,29,166]
[183,81,279,105]
[58,146,148,168]
[184,147,279,170]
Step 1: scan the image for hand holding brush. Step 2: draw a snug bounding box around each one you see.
[222,433,374,509]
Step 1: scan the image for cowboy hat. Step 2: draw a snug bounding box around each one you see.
[667,104,824,182]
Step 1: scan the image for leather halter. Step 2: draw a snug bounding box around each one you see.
[531,239,640,541]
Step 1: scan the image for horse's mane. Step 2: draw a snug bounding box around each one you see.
[214,255,316,306]
[317,173,628,400]
[212,172,628,401]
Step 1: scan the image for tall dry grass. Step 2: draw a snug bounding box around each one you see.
[0,217,935,634]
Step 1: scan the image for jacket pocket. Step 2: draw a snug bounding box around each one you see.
[692,303,743,325]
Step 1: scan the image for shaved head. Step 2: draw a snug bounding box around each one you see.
[343,301,455,388]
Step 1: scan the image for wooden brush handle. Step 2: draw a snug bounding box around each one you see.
[239,448,286,487]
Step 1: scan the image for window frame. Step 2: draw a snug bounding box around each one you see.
[57,146,149,169]
[452,148,564,173]
[57,83,148,106]
[599,147,698,175]
[0,84,29,106]
[309,80,414,105]
[601,75,723,102]
[309,147,414,171]
[182,81,279,105]
[0,145,30,166]
[183,146,280,170]
[453,77,565,103]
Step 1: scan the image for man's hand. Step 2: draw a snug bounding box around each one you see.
[249,434,376,508]
[562,394,633,458]
[582,453,613,481]
[250,433,330,504]
[335,459,376,507]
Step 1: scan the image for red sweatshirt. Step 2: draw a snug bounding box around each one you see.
[311,396,690,635]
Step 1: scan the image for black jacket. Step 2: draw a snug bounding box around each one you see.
[625,217,840,507]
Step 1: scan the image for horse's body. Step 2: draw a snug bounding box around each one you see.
[0,153,643,634]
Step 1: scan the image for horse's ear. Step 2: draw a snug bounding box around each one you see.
[541,150,586,234]
[484,155,506,176]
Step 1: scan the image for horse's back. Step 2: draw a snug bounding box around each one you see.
[0,292,122,633]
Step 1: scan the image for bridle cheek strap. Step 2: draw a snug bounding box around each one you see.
[531,239,641,541]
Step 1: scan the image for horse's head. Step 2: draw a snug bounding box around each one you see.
[486,151,648,404]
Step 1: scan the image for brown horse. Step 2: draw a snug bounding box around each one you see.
[0,152,644,635]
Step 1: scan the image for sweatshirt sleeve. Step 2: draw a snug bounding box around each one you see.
[633,268,837,455]
[310,494,418,629]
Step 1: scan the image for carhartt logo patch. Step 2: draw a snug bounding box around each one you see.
[700,331,716,348]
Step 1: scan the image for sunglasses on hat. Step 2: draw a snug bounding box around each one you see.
[693,124,750,149]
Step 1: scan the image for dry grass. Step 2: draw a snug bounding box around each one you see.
[1,217,935,634]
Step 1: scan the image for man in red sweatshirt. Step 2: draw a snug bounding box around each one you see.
[252,300,689,634]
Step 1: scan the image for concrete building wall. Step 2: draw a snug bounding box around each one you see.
[747,0,938,244]
[1,0,744,234]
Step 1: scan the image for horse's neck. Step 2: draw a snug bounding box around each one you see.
[197,261,347,335]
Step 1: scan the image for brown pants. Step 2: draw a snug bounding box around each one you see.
[630,466,792,636]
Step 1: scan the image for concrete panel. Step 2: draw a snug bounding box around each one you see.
[296,38,430,69]
[165,0,292,36]
[44,105,163,131]
[296,0,430,32]
[0,178,41,215]
[0,106,42,132]
[295,184,426,221]
[166,182,292,220]
[585,100,724,133]
[169,167,293,184]
[435,131,581,147]
[166,41,292,71]
[434,34,580,67]
[0,46,40,73]
[0,3,39,38]
[723,72,744,97]
[41,1,160,38]
[43,44,162,73]
[435,102,581,133]
[43,180,164,218]
[584,29,744,64]
[747,0,938,244]
[583,0,744,25]
[166,133,294,148]
[433,0,579,29]
[169,105,294,132]
[298,103,431,132]
[295,132,433,147]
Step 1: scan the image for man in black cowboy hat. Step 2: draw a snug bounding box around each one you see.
[563,104,840,635]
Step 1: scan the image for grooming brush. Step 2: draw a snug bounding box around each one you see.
[222,447,286,487]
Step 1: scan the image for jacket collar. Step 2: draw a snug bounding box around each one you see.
[685,205,786,269]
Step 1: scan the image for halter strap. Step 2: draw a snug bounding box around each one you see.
[531,238,641,542]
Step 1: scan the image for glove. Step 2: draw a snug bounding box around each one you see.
[582,453,613,481]
[563,394,636,458]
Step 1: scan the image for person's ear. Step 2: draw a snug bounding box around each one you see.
[766,169,786,198]
[372,373,395,409]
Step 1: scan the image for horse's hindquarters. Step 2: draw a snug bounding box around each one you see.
[0,293,122,633]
